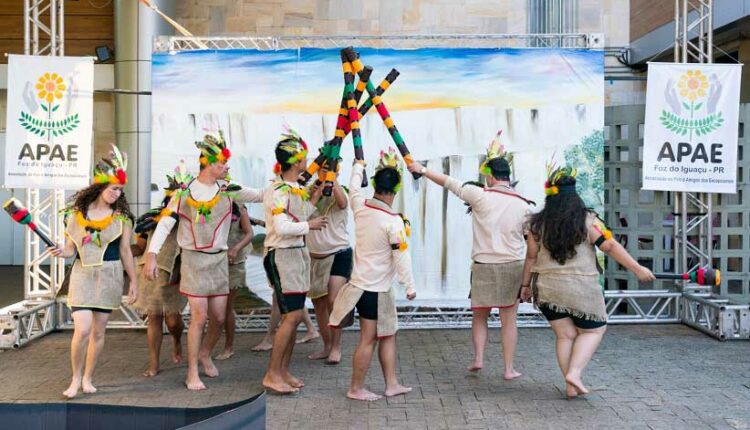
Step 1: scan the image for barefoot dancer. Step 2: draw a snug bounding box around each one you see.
[520,164,654,398]
[408,132,533,379]
[132,168,190,376]
[51,146,138,399]
[261,129,328,394]
[215,202,253,361]
[144,131,263,391]
[307,159,351,364]
[329,149,416,402]
[251,297,319,351]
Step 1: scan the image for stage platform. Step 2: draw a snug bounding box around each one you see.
[1,325,749,429]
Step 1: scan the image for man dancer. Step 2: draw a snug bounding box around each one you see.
[144,131,263,391]
[262,130,328,394]
[329,148,416,402]
[408,131,533,379]
[307,160,351,365]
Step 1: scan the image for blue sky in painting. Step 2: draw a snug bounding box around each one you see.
[152,47,603,113]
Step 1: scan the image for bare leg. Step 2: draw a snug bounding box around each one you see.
[165,312,184,364]
[566,325,607,395]
[380,334,412,397]
[199,295,227,378]
[295,307,319,344]
[308,296,331,359]
[326,275,346,364]
[144,313,165,377]
[81,311,110,394]
[63,310,93,398]
[185,297,208,391]
[252,293,279,352]
[548,318,579,397]
[216,289,238,360]
[499,304,522,380]
[468,308,490,371]
[347,318,381,401]
[263,307,302,394]
[280,309,304,388]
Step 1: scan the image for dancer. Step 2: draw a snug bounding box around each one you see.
[307,160,351,364]
[51,146,137,398]
[214,202,253,361]
[144,130,264,391]
[329,149,416,402]
[132,167,189,377]
[407,132,533,379]
[261,129,328,394]
[520,164,654,398]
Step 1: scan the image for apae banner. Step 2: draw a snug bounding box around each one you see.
[3,55,94,189]
[643,63,742,193]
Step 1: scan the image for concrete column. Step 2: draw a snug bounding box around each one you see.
[114,0,174,215]
[738,38,750,104]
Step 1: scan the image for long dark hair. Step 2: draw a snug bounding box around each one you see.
[528,176,589,265]
[66,183,134,223]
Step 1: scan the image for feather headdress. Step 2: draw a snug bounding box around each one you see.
[274,123,308,174]
[544,158,578,196]
[93,144,128,185]
[479,130,513,176]
[196,129,231,166]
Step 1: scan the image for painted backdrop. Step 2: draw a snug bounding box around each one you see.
[152,47,604,306]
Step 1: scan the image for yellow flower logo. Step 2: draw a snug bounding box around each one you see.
[35,72,66,104]
[677,70,708,101]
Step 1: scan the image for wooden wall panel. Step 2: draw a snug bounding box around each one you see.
[631,0,693,41]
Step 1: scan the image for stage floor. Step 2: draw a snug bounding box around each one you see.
[0,325,748,429]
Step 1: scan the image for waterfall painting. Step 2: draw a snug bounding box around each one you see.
[152,47,604,306]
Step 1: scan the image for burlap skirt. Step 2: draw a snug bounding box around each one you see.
[469,260,524,309]
[228,262,247,291]
[133,268,186,315]
[67,260,123,310]
[532,272,607,322]
[180,250,229,297]
[329,283,398,338]
[264,247,311,294]
[308,253,335,299]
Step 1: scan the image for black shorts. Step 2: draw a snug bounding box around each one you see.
[538,304,607,329]
[70,306,113,314]
[263,251,307,315]
[355,290,378,320]
[330,247,353,279]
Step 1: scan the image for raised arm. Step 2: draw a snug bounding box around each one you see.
[234,185,264,204]
[349,161,366,211]
[408,161,483,205]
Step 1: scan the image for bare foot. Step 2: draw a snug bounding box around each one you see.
[251,339,273,352]
[565,373,589,395]
[214,350,234,361]
[295,331,320,344]
[467,363,483,372]
[347,388,382,401]
[565,383,579,399]
[142,367,159,378]
[384,384,412,397]
[285,373,304,388]
[308,349,329,360]
[185,377,207,391]
[325,349,341,365]
[200,355,219,378]
[62,380,80,399]
[81,380,97,394]
[172,341,183,364]
[263,376,298,395]
[503,370,522,380]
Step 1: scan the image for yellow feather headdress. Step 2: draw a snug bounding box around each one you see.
[93,144,128,185]
[479,130,513,176]
[544,159,578,196]
[196,129,231,166]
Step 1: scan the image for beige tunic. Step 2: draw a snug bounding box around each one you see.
[531,213,606,322]
[65,212,126,310]
[329,283,398,338]
[227,216,250,290]
[134,230,186,315]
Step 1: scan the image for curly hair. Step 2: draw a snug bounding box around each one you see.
[66,183,134,223]
[527,176,589,265]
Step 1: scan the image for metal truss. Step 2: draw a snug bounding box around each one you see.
[681,291,750,340]
[0,300,56,349]
[154,33,602,53]
[24,0,65,56]
[673,0,714,274]
[605,290,681,324]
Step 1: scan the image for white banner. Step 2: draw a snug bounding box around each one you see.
[3,55,94,189]
[643,63,742,193]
